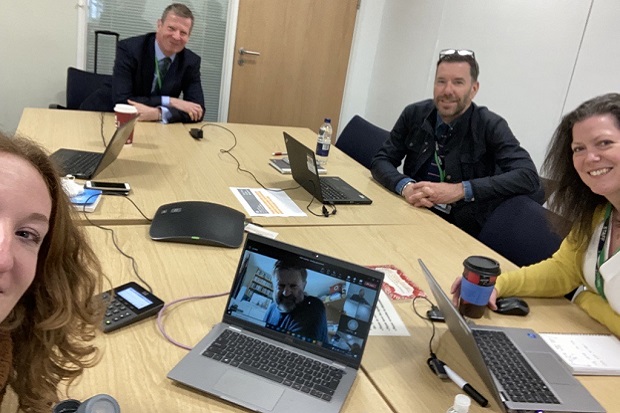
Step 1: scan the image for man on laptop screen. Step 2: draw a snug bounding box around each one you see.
[264,260,328,342]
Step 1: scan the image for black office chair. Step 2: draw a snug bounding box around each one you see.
[49,67,115,112]
[335,115,390,170]
[52,67,113,110]
[50,30,118,111]
[478,195,563,267]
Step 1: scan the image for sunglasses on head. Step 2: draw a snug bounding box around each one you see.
[439,49,476,60]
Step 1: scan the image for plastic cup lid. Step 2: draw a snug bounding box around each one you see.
[114,104,138,114]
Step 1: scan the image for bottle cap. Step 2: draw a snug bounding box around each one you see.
[453,394,471,413]
[324,118,331,123]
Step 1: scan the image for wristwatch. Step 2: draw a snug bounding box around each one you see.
[401,181,414,197]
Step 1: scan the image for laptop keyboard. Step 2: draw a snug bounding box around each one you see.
[202,329,344,402]
[58,151,100,176]
[320,181,347,200]
[473,330,559,404]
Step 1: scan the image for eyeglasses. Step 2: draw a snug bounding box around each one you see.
[439,49,476,60]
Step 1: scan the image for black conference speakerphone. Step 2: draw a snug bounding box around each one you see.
[100,282,164,333]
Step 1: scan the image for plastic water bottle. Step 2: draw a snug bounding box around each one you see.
[315,118,332,166]
[446,394,471,413]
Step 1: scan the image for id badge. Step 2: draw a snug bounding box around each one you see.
[433,203,452,214]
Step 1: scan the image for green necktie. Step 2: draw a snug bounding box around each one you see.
[160,57,171,78]
[155,57,171,93]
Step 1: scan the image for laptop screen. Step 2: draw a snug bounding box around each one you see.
[224,234,383,367]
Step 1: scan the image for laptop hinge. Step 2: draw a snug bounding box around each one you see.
[331,362,346,370]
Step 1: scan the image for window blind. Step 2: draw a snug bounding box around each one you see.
[86,0,229,122]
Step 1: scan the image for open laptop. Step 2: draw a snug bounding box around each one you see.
[168,234,384,413]
[418,259,605,413]
[283,132,372,204]
[50,116,138,179]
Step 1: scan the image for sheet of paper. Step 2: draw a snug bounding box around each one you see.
[231,187,306,217]
[370,290,410,336]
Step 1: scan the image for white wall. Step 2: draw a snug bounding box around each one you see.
[339,0,386,128]
[563,0,620,114]
[0,0,79,134]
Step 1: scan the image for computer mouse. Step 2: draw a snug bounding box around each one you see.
[494,297,530,316]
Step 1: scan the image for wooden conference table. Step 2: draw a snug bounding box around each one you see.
[16,108,434,227]
[4,224,617,412]
[9,108,618,412]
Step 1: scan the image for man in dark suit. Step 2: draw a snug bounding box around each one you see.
[113,3,204,123]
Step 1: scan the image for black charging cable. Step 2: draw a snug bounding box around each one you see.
[79,193,154,293]
[99,111,107,147]
[413,295,489,407]
[304,181,337,218]
[193,123,300,192]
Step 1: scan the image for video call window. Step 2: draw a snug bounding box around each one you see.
[225,250,379,360]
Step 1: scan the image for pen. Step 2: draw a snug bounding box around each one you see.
[271,152,287,156]
[443,364,488,407]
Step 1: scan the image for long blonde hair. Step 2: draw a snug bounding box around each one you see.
[1,133,104,412]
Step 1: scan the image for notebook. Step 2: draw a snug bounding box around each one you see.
[540,333,620,375]
[418,259,605,413]
[50,116,138,180]
[283,132,372,205]
[168,234,384,413]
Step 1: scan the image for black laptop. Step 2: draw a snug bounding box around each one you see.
[50,116,138,179]
[283,132,372,205]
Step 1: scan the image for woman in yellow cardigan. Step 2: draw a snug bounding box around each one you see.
[0,134,104,411]
[452,93,620,337]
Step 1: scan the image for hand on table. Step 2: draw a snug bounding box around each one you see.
[127,100,160,122]
[170,97,204,122]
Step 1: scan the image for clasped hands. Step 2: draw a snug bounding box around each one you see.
[402,181,465,208]
[128,98,203,122]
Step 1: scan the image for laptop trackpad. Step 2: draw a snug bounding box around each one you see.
[214,370,284,410]
[526,352,574,384]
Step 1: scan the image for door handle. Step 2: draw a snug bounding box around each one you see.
[239,47,261,56]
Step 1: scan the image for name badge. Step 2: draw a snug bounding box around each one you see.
[433,203,452,214]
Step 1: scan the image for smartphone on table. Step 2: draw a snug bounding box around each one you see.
[85,181,130,195]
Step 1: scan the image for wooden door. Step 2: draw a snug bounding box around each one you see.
[228,0,358,135]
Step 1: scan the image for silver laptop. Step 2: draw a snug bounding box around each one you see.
[418,259,605,413]
[50,116,137,180]
[168,234,384,413]
[283,132,372,205]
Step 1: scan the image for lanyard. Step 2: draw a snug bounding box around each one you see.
[433,141,445,182]
[595,203,614,299]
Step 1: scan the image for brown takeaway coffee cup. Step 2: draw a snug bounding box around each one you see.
[458,256,501,318]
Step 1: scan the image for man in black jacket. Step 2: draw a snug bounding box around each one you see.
[112,3,204,123]
[371,49,542,237]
